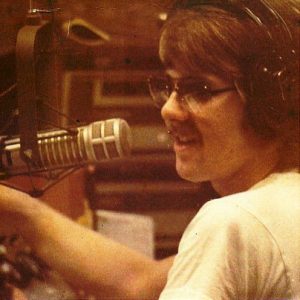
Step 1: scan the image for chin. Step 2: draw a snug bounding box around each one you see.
[176,161,206,183]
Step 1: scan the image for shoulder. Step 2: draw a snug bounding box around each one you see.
[228,171,300,226]
[181,171,300,252]
[208,171,300,221]
[250,170,300,195]
[165,189,287,299]
[179,196,266,254]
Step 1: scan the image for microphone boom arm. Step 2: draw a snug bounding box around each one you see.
[16,10,56,168]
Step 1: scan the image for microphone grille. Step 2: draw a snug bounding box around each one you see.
[118,118,132,157]
[85,118,132,162]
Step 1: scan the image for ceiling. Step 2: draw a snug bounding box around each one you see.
[58,1,171,44]
[0,0,173,66]
[57,1,173,69]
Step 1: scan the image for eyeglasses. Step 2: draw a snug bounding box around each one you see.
[147,76,236,110]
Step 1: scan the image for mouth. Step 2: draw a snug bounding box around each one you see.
[168,128,202,149]
[174,135,198,145]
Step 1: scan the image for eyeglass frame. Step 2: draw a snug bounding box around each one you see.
[147,75,236,109]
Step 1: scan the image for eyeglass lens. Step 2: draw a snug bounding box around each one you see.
[148,77,213,108]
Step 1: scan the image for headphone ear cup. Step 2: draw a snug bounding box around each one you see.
[241,57,292,138]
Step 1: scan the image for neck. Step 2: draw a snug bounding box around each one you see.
[211,143,280,196]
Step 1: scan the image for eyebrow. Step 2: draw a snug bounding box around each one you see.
[165,69,216,82]
[164,75,212,87]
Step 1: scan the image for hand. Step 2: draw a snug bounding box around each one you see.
[1,284,29,300]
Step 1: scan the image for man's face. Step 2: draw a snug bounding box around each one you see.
[161,69,263,186]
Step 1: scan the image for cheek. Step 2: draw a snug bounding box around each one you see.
[194,96,247,136]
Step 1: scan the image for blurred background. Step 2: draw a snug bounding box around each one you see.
[0,0,217,261]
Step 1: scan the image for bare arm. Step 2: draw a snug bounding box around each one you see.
[0,185,174,299]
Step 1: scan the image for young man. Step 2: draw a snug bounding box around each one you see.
[0,0,299,299]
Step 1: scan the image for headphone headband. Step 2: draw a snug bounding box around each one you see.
[172,0,294,47]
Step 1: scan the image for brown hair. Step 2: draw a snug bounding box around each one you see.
[159,0,299,169]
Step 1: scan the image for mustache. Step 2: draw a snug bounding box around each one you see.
[165,120,198,137]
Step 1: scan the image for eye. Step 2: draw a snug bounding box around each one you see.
[164,81,173,96]
[185,92,212,103]
[182,81,212,102]
[150,77,169,94]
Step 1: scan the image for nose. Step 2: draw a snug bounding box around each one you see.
[161,91,189,122]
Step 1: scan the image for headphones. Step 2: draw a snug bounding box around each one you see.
[171,0,299,136]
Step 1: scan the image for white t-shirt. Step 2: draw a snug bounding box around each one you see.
[159,171,300,300]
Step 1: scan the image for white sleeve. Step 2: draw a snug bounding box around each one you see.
[159,200,288,300]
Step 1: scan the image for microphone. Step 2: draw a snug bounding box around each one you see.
[0,118,132,177]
